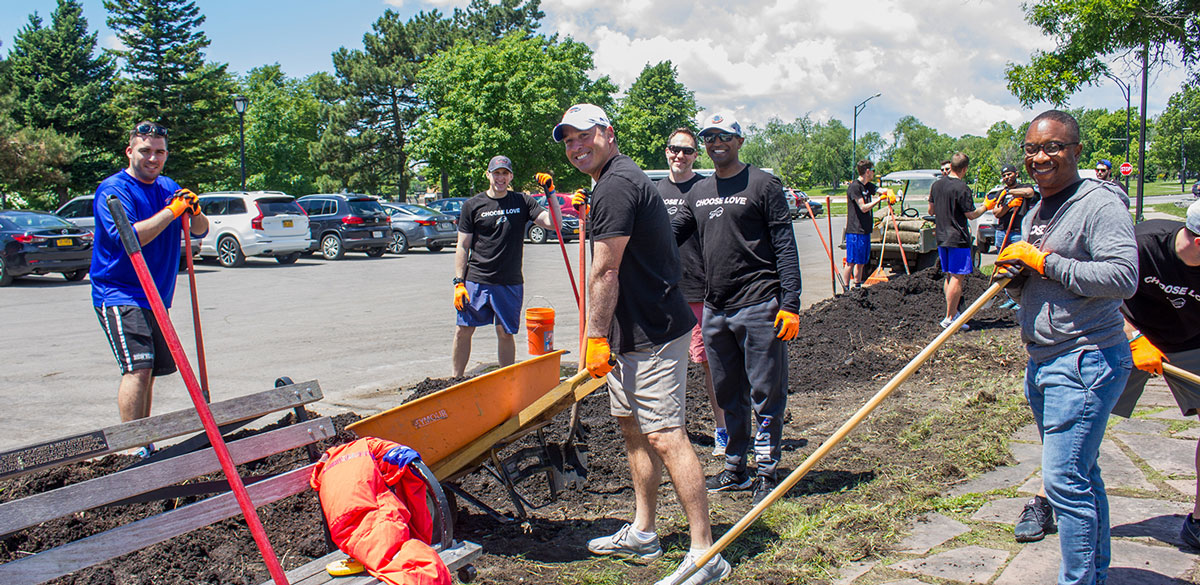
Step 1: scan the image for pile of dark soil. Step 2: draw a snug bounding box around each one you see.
[0,269,1019,584]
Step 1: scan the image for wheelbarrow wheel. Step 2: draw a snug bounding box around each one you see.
[457,565,478,583]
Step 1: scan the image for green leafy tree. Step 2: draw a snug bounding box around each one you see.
[5,0,119,203]
[414,33,616,196]
[1147,85,1200,185]
[227,65,323,195]
[453,0,544,42]
[612,61,699,169]
[809,119,852,188]
[884,116,955,172]
[741,116,815,188]
[104,0,236,190]
[0,92,80,209]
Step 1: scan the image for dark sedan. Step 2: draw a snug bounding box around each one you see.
[381,203,458,253]
[425,197,470,221]
[1,209,93,286]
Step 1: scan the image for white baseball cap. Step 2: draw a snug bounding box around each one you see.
[552,104,611,142]
[1187,199,1200,235]
[698,113,743,137]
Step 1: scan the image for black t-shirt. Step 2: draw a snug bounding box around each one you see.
[930,177,974,248]
[997,182,1039,233]
[589,154,695,353]
[844,179,876,235]
[1120,220,1200,353]
[657,174,706,303]
[1028,179,1082,247]
[672,164,801,311]
[459,191,544,285]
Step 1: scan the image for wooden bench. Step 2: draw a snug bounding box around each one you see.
[0,379,481,584]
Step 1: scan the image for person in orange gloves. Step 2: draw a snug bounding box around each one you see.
[310,437,450,585]
[554,104,729,585]
[671,113,803,508]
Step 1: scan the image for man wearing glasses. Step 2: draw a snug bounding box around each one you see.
[672,113,803,507]
[657,127,727,458]
[91,121,208,442]
[995,110,1137,585]
[1095,159,1130,204]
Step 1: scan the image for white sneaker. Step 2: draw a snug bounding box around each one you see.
[586,523,662,560]
[654,550,732,585]
[711,428,728,457]
[939,315,968,331]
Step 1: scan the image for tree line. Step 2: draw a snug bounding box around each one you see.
[2,0,1197,211]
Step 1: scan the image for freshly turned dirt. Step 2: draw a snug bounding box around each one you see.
[0,268,1018,584]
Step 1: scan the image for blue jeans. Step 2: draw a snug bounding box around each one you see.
[1025,344,1132,585]
[1000,229,1023,249]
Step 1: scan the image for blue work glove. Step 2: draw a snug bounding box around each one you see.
[381,445,421,468]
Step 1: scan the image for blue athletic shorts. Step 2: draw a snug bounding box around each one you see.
[845,233,870,265]
[938,246,973,275]
[456,281,523,334]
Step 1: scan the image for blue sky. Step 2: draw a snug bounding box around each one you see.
[2,0,1191,141]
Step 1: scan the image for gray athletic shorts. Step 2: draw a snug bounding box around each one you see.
[606,333,689,434]
[1111,346,1200,418]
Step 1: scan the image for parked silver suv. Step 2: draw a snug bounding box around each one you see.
[197,191,312,266]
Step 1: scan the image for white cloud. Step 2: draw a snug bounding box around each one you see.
[540,0,1157,138]
[100,33,125,52]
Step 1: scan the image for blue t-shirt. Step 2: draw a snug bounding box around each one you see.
[90,170,185,309]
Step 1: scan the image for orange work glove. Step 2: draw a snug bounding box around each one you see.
[167,188,199,218]
[585,336,614,378]
[774,310,799,341]
[1007,197,1024,209]
[572,188,591,214]
[995,241,1048,275]
[535,173,555,193]
[983,190,1002,211]
[453,283,470,311]
[1130,336,1165,376]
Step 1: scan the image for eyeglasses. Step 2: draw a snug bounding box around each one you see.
[1021,141,1078,156]
[133,123,168,137]
[666,145,697,155]
[700,132,738,144]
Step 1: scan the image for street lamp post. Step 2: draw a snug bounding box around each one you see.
[852,92,881,179]
[1184,126,1193,194]
[233,95,249,190]
[1103,71,1132,192]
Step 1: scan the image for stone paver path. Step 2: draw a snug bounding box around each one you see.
[835,378,1199,584]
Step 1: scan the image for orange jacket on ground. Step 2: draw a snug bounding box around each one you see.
[310,437,450,585]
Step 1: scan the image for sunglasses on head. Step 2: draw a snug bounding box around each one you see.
[134,123,168,137]
[667,145,697,155]
[700,132,738,144]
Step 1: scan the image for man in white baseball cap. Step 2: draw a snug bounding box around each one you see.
[552,103,613,143]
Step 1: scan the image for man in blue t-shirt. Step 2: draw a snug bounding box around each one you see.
[92,121,208,425]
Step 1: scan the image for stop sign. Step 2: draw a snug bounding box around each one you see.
[1120,162,1133,176]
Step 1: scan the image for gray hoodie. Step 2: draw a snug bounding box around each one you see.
[1014,178,1138,363]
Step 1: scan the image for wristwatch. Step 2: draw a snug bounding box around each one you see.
[452,277,464,285]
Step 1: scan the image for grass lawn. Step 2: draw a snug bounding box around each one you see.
[1148,202,1188,219]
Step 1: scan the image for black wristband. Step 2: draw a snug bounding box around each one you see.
[452,277,464,285]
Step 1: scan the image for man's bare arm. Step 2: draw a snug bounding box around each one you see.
[586,235,629,337]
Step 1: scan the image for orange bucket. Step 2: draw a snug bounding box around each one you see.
[525,307,555,355]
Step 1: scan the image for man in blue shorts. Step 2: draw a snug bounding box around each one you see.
[451,155,556,377]
[930,152,985,328]
[841,159,893,290]
[92,121,208,427]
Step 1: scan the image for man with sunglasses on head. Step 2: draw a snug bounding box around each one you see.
[91,121,208,443]
[930,152,986,329]
[995,109,1137,585]
[554,104,728,585]
[672,113,803,507]
[657,127,728,458]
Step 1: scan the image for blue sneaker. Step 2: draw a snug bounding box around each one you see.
[136,443,156,459]
[712,428,728,457]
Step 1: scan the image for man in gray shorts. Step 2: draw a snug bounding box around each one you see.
[554,103,729,585]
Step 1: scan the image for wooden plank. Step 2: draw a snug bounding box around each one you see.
[0,381,322,482]
[0,418,334,536]
[429,372,603,480]
[0,465,316,585]
[263,542,482,585]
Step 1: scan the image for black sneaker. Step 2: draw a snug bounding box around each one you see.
[1181,513,1200,550]
[705,469,752,493]
[1014,496,1056,542]
[751,475,777,506]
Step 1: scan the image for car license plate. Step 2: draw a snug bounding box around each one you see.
[438,223,453,232]
[56,238,73,246]
[372,231,383,238]
[283,220,293,228]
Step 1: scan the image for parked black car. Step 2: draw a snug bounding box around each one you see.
[296,194,393,260]
[1,209,93,286]
[425,197,470,221]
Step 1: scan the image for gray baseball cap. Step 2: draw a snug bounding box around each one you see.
[1188,199,1200,235]
[487,155,513,173]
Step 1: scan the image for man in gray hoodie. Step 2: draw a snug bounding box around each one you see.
[996,109,1138,585]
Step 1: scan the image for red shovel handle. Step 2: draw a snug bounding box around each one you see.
[105,197,290,585]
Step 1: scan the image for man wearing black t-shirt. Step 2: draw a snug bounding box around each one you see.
[986,164,1039,250]
[658,127,727,457]
[451,155,554,377]
[1107,201,1200,549]
[553,104,728,585]
[672,113,803,507]
[842,159,891,289]
[930,152,986,329]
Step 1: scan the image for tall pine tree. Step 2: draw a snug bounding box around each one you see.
[105,0,235,189]
[6,1,119,203]
[613,61,698,170]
